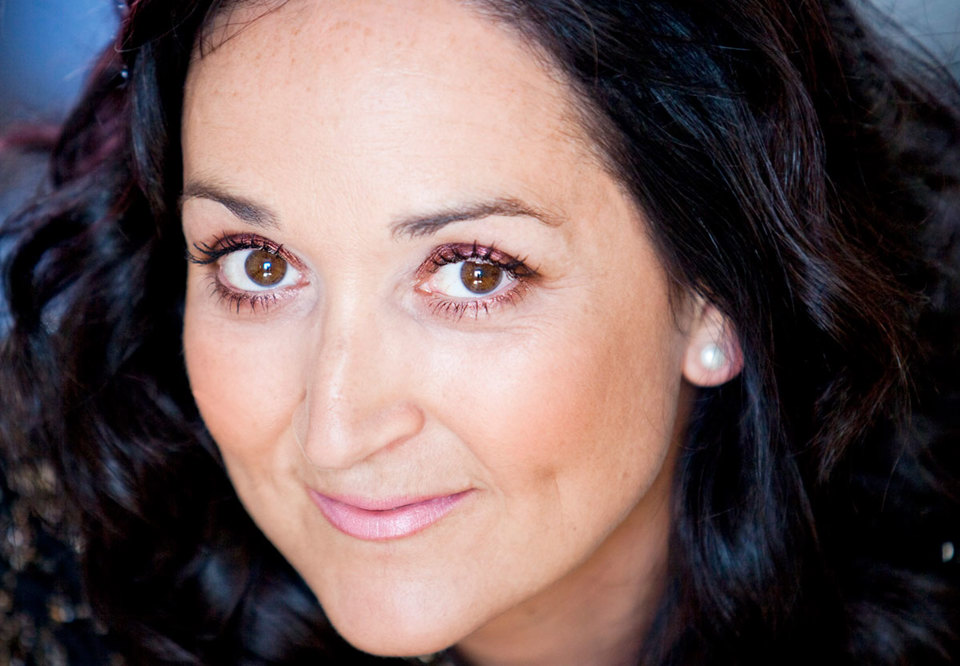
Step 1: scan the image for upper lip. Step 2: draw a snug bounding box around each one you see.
[310,491,469,511]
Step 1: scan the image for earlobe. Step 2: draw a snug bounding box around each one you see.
[682,303,743,387]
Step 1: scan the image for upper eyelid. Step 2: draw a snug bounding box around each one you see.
[203,242,304,298]
[425,243,535,275]
[187,234,534,284]
[418,243,535,305]
[187,233,293,266]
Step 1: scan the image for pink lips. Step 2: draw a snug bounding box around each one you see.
[309,489,471,541]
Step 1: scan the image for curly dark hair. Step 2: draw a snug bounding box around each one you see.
[2,0,959,663]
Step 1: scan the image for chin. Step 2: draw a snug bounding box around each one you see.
[313,583,479,659]
[326,612,463,659]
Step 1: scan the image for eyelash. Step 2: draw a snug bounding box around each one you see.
[186,234,537,319]
[419,242,536,320]
[187,233,301,313]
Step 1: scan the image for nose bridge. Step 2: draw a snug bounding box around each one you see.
[297,294,423,469]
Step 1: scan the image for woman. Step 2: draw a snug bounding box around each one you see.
[2,0,959,663]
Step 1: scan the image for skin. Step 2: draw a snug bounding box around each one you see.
[180,1,738,663]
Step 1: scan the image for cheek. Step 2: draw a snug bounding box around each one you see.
[182,299,304,467]
[429,301,684,523]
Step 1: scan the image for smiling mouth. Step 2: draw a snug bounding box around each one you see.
[308,490,472,541]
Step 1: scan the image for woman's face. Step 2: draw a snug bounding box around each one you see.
[181,0,723,660]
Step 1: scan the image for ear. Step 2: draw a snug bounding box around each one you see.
[681,301,743,387]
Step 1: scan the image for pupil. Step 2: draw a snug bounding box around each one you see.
[244,249,287,286]
[460,261,502,294]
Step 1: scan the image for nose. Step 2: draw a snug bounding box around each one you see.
[295,301,425,470]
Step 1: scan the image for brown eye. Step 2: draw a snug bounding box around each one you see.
[244,249,287,286]
[460,261,503,294]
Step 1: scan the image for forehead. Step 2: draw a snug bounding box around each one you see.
[182,0,600,192]
[196,0,566,92]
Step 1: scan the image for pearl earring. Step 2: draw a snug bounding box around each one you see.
[700,343,725,371]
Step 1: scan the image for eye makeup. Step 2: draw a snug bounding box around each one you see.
[187,232,306,314]
[186,232,538,319]
[415,242,538,320]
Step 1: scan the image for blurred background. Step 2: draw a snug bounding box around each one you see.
[0,0,116,225]
[0,0,117,128]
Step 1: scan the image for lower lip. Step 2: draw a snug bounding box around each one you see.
[309,490,471,541]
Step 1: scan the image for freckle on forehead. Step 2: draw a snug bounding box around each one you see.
[187,0,602,173]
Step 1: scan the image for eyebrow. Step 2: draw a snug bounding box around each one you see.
[180,181,280,229]
[390,197,566,239]
[180,184,563,237]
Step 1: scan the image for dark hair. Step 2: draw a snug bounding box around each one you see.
[3,0,959,663]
